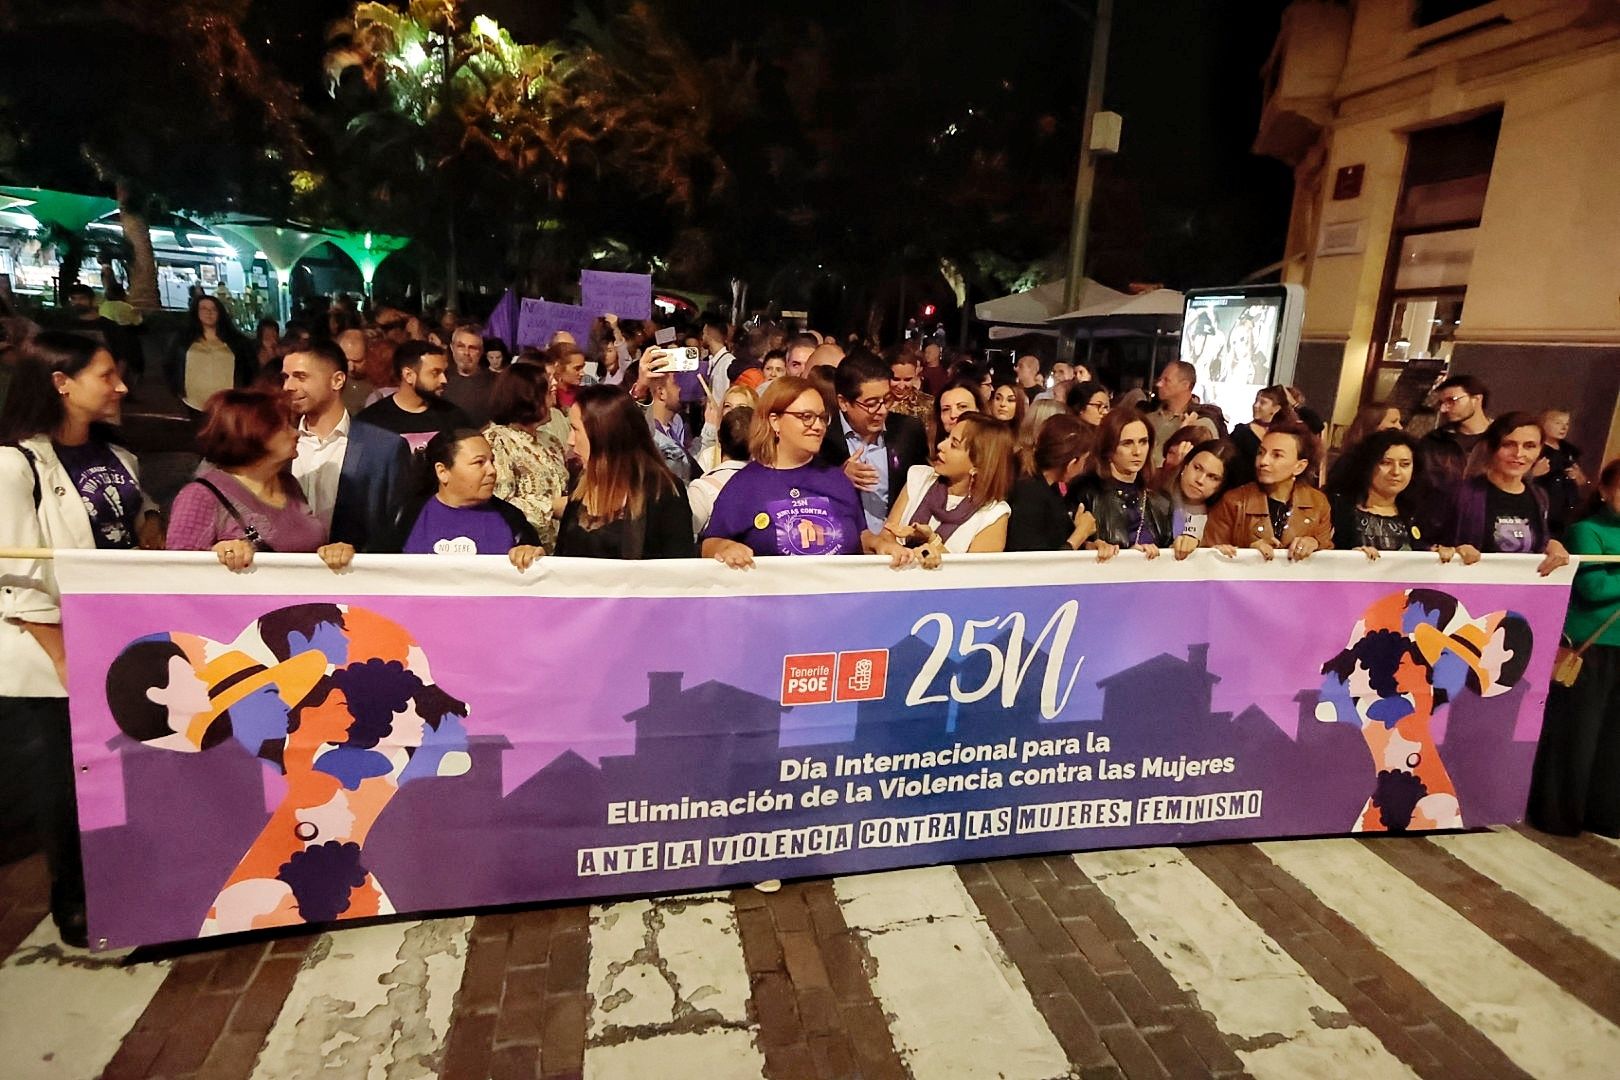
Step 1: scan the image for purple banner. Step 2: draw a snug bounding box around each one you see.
[516,299,594,349]
[580,270,653,321]
[55,552,1572,949]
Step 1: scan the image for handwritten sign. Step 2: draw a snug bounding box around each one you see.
[580,270,653,321]
[517,299,595,349]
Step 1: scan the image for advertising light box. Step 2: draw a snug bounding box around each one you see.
[1179,284,1305,425]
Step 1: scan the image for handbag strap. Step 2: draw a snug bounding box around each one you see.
[1570,603,1620,660]
[194,477,276,553]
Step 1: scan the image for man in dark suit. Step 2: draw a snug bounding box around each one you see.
[285,342,412,552]
[817,348,931,531]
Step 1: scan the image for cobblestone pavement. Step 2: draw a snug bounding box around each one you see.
[3,825,1619,1078]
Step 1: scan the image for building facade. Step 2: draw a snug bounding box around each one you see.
[1256,0,1620,462]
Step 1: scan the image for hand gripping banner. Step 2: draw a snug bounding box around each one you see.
[54,550,1575,949]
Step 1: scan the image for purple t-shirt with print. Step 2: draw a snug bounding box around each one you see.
[403,498,522,555]
[54,440,141,549]
[701,460,865,556]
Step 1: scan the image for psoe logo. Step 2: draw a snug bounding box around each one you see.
[781,653,836,705]
[836,649,889,702]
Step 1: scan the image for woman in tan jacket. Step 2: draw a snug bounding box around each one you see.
[1202,420,1334,560]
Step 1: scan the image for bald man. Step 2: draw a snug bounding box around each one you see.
[336,329,375,416]
[807,341,845,370]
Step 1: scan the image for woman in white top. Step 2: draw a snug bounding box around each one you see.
[690,406,753,533]
[1,332,162,947]
[882,412,1016,554]
[169,294,252,413]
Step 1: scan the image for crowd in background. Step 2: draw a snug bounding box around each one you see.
[1,289,1617,947]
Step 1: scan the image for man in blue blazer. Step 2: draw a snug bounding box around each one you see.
[816,348,932,532]
[285,342,413,552]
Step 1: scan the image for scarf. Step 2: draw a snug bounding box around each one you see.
[909,476,983,541]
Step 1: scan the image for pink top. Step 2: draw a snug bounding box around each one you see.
[165,469,329,553]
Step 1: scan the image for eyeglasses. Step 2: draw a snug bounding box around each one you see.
[850,396,889,414]
[1083,399,1111,414]
[1436,393,1474,408]
[780,409,828,429]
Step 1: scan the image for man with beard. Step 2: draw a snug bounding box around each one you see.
[284,342,411,551]
[357,340,470,456]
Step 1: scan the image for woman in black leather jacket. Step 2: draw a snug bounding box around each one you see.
[1075,407,1171,560]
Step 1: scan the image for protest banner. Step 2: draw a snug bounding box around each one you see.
[580,269,653,320]
[516,298,594,349]
[54,550,1573,949]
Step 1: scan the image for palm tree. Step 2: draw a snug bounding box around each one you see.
[0,1,306,310]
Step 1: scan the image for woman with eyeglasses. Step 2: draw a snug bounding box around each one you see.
[702,376,913,567]
[1067,380,1111,429]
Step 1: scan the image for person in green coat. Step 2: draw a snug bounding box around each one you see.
[1528,458,1620,836]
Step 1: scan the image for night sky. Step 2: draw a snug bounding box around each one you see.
[251,0,1293,294]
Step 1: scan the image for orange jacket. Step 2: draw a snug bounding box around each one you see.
[1201,481,1335,550]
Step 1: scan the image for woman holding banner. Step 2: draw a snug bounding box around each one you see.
[1006,414,1096,552]
[702,376,912,568]
[1202,420,1334,561]
[1076,408,1172,561]
[880,413,1016,555]
[1438,412,1570,578]
[556,385,694,560]
[0,331,164,947]
[1167,439,1239,558]
[166,389,356,573]
[390,428,545,568]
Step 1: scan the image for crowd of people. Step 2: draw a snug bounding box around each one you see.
[1,296,1616,947]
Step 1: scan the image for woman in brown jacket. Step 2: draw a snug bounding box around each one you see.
[1202,420,1334,560]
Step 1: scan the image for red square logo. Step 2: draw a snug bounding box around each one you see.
[781,653,836,705]
[836,650,889,702]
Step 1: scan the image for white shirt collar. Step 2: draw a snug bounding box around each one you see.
[299,408,351,446]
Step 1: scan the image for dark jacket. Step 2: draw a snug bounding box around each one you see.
[329,420,414,553]
[1417,425,1481,538]
[1202,482,1335,550]
[816,412,931,514]
[1075,475,1172,547]
[382,493,540,554]
[556,483,695,559]
[1440,475,1550,552]
[1006,476,1080,551]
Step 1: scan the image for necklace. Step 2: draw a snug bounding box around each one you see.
[1113,479,1150,546]
[1268,498,1292,540]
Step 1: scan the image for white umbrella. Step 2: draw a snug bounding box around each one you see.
[1048,287,1185,323]
[974,278,1127,327]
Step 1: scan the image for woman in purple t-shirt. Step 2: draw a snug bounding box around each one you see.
[167,388,354,572]
[392,428,543,568]
[701,376,914,568]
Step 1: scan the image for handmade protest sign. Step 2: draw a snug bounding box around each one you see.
[580,269,653,320]
[516,298,594,348]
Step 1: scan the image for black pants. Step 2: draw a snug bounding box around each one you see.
[1527,644,1620,837]
[0,697,85,916]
